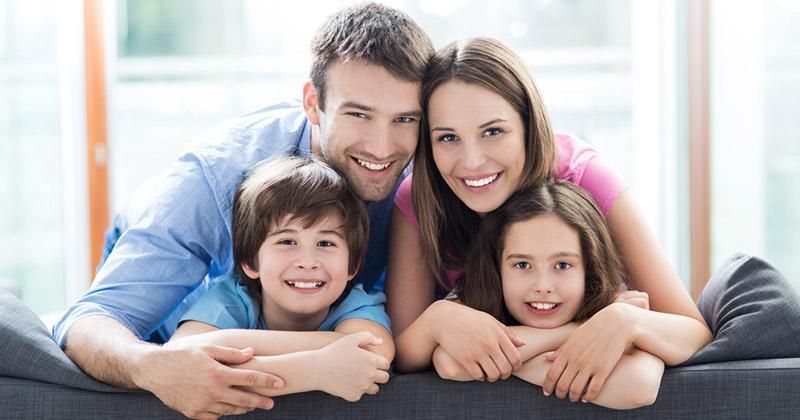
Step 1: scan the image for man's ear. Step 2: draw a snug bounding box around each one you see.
[302,80,320,125]
[241,262,259,280]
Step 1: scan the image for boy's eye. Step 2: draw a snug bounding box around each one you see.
[435,133,458,143]
[317,240,336,248]
[512,261,531,270]
[555,261,572,270]
[348,112,367,119]
[482,127,504,137]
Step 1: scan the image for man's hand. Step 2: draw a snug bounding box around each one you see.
[138,342,284,419]
[313,332,391,402]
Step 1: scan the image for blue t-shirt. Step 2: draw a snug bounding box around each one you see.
[179,276,391,332]
[54,101,405,345]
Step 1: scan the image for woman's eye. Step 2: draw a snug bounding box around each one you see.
[513,261,530,269]
[482,127,504,137]
[436,133,457,143]
[555,261,572,270]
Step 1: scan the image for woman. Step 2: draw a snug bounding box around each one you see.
[385,37,712,403]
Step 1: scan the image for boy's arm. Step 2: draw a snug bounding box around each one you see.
[334,318,395,362]
[515,349,664,410]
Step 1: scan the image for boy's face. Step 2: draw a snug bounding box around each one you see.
[242,214,354,330]
[305,60,422,202]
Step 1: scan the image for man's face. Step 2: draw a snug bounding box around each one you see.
[305,60,421,201]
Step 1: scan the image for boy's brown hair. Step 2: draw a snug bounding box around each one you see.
[232,156,369,300]
[309,2,434,110]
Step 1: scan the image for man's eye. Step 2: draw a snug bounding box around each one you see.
[482,127,504,137]
[436,134,457,143]
[396,116,417,123]
[513,262,530,269]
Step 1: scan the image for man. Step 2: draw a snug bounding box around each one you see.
[53,3,433,418]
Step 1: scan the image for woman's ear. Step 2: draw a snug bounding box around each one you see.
[302,80,320,125]
[241,262,259,280]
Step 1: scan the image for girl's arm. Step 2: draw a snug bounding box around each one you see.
[516,349,664,410]
[433,324,577,381]
[542,192,712,401]
[386,208,524,380]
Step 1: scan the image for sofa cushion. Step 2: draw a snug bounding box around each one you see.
[686,253,800,364]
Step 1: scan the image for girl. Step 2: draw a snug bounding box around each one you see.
[432,182,664,409]
[386,37,711,404]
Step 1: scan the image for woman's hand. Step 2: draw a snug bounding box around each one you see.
[615,290,650,310]
[542,302,636,402]
[430,300,525,382]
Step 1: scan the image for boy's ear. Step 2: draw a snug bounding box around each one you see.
[302,80,320,126]
[241,262,259,280]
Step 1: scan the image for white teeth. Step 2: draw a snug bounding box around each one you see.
[286,281,323,289]
[356,159,391,171]
[463,174,498,187]
[529,302,557,310]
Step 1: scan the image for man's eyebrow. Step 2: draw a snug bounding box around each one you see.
[479,118,507,129]
[340,101,374,112]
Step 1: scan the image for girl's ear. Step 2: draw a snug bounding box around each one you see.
[302,81,320,126]
[241,262,259,280]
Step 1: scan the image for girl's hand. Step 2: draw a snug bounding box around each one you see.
[542,302,635,403]
[431,300,525,382]
[314,332,391,402]
[614,290,650,310]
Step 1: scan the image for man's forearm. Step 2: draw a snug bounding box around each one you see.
[173,329,346,356]
[63,315,156,389]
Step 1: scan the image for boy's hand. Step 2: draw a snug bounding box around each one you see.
[314,331,391,402]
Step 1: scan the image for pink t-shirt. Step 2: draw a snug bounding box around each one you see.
[393,133,627,290]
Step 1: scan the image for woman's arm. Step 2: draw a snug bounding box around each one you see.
[542,192,712,401]
[517,349,664,410]
[386,208,524,379]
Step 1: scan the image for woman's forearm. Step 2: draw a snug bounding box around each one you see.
[623,303,712,365]
[394,301,441,372]
[508,323,577,362]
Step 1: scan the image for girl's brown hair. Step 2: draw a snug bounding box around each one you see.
[412,37,557,288]
[456,181,626,325]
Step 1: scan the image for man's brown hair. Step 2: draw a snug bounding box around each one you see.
[309,2,434,109]
[232,156,369,300]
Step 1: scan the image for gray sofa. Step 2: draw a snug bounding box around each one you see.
[3,254,800,419]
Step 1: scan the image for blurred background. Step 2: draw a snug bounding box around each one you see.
[1,0,798,316]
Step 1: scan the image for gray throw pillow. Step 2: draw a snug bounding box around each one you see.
[0,290,119,391]
[684,252,800,365]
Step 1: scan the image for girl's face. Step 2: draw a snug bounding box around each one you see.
[500,213,585,329]
[427,80,526,214]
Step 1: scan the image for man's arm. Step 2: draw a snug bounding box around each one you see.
[66,316,282,419]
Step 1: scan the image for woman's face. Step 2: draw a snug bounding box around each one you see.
[427,80,526,214]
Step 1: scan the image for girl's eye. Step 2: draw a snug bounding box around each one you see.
[435,133,458,143]
[277,239,296,246]
[555,261,572,270]
[513,261,530,270]
[317,240,336,248]
[482,127,504,137]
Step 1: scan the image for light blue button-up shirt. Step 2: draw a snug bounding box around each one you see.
[53,101,404,345]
